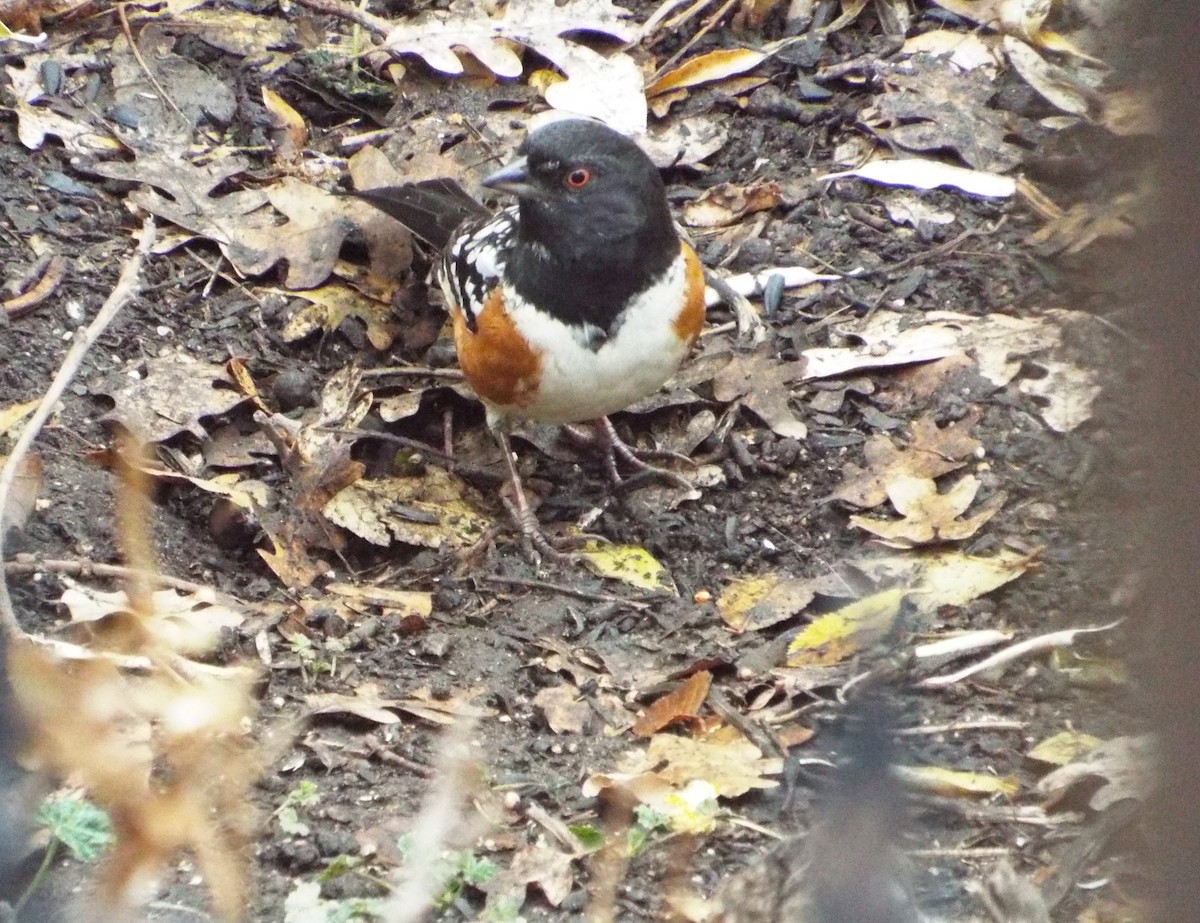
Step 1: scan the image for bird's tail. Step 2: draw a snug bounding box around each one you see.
[355,178,490,251]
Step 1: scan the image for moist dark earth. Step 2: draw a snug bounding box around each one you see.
[0,3,1151,922]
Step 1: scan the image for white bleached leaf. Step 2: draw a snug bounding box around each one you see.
[823,158,1016,198]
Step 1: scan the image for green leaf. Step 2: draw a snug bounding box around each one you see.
[37,794,113,862]
[317,853,363,883]
[567,823,604,852]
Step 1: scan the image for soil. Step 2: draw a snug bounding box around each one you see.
[0,4,1147,923]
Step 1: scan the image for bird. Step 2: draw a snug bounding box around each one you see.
[715,694,924,923]
[357,118,707,559]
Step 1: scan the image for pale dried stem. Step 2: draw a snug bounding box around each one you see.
[920,621,1122,688]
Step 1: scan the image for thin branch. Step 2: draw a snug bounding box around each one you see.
[0,221,154,638]
[920,621,1122,688]
[3,557,249,610]
[115,4,187,122]
[290,0,393,37]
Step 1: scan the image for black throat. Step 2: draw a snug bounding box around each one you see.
[505,198,679,337]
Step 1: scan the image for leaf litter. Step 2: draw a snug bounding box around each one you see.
[0,0,1141,918]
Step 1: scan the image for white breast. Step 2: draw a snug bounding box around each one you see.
[489,251,692,425]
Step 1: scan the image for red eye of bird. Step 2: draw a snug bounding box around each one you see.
[565,168,591,188]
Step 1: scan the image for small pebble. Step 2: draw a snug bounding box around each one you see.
[39,60,63,95]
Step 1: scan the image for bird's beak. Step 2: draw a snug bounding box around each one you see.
[482,156,540,199]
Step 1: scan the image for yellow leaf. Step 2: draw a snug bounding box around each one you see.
[261,86,308,155]
[323,468,489,550]
[855,548,1034,614]
[643,729,782,797]
[786,587,906,666]
[660,780,719,834]
[579,540,673,592]
[1048,649,1129,688]
[716,573,815,632]
[648,48,768,97]
[527,68,565,95]
[1028,731,1102,767]
[894,765,1019,798]
[277,284,400,350]
[0,399,40,437]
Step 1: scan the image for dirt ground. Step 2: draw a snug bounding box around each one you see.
[0,2,1150,922]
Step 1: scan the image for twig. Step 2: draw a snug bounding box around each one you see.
[313,427,457,463]
[642,0,716,42]
[896,719,1025,736]
[360,366,465,380]
[481,575,653,609]
[3,556,249,611]
[0,221,154,638]
[648,0,740,84]
[290,0,393,37]
[920,621,1122,688]
[908,847,1013,861]
[115,4,187,122]
[374,747,435,779]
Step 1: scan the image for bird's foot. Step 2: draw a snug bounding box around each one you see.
[498,494,580,565]
[492,425,582,565]
[563,417,696,491]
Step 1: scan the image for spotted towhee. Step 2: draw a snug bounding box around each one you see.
[359,119,707,559]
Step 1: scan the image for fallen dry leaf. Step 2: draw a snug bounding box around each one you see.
[647,47,768,97]
[716,573,816,632]
[384,0,646,132]
[850,473,1005,547]
[682,181,783,228]
[900,30,1000,73]
[164,5,298,66]
[864,65,1023,173]
[786,548,1033,666]
[1038,735,1156,811]
[578,540,673,592]
[59,579,246,657]
[95,351,246,444]
[278,283,401,351]
[929,0,1097,59]
[642,727,782,797]
[261,86,307,157]
[323,467,489,550]
[89,153,410,290]
[486,842,578,912]
[534,683,593,735]
[787,587,908,667]
[1027,730,1103,767]
[832,414,982,509]
[1003,36,1097,117]
[633,671,712,737]
[306,682,404,725]
[817,308,1104,432]
[711,347,807,439]
[325,582,432,623]
[893,764,1019,799]
[1,451,41,534]
[0,398,39,437]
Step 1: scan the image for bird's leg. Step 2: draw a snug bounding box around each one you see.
[588,416,696,491]
[491,425,575,564]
